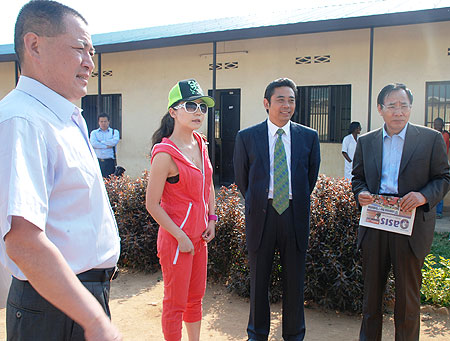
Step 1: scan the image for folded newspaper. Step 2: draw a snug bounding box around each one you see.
[359,195,416,236]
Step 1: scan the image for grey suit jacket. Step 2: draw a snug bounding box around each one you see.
[233,119,320,252]
[352,123,450,259]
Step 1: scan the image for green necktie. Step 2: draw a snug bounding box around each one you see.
[273,128,289,215]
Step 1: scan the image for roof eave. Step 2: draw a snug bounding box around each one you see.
[2,7,450,60]
[95,7,450,54]
[0,53,16,63]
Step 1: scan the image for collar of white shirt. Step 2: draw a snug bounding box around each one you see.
[267,118,291,139]
[16,76,81,122]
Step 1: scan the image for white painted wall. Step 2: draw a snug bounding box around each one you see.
[1,21,449,189]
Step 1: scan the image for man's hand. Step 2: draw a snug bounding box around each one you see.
[5,217,122,339]
[84,315,122,341]
[400,192,427,212]
[358,191,374,206]
[202,221,216,243]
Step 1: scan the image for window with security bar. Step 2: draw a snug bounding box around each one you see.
[81,94,122,137]
[292,85,351,143]
[425,81,450,131]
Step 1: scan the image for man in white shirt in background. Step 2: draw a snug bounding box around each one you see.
[341,121,361,181]
[90,113,120,178]
[0,1,121,340]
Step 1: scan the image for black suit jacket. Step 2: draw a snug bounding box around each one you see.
[352,123,450,259]
[233,120,320,252]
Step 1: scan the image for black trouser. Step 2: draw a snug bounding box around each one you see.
[247,200,306,341]
[98,158,116,178]
[6,269,114,341]
[359,229,423,341]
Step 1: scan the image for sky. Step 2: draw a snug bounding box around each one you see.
[0,0,357,45]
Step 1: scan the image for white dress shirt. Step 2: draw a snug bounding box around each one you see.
[267,119,292,199]
[90,127,120,159]
[342,133,358,181]
[380,123,408,194]
[0,76,120,280]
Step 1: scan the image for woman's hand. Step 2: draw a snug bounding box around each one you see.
[176,232,195,255]
[202,221,216,243]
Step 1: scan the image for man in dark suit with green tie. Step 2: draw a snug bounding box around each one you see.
[234,78,320,340]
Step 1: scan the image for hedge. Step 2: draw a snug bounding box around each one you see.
[105,173,400,312]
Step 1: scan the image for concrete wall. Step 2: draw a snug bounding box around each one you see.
[0,21,449,194]
[84,28,372,178]
[0,62,15,99]
[370,21,450,129]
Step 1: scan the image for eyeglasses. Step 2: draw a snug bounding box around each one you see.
[381,104,411,113]
[174,101,208,114]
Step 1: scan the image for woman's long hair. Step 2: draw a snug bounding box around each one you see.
[151,112,174,148]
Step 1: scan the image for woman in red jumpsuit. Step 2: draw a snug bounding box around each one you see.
[146,79,216,341]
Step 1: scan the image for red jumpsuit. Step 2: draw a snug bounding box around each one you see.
[151,132,212,341]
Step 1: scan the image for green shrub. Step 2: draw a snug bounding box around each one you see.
[305,175,364,311]
[104,173,160,273]
[207,185,251,298]
[208,184,284,302]
[105,174,402,312]
[207,184,245,283]
[421,254,450,307]
[209,176,369,311]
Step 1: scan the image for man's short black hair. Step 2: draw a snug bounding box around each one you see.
[14,0,87,66]
[348,121,361,134]
[98,113,110,121]
[434,117,444,125]
[264,78,298,104]
[377,83,413,106]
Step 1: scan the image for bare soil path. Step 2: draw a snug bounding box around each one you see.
[1,269,449,340]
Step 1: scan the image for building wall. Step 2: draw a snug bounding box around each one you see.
[0,62,15,99]
[371,21,450,129]
[0,21,449,201]
[86,28,372,178]
[87,44,219,175]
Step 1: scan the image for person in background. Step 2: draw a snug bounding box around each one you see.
[234,78,320,340]
[433,117,450,219]
[0,1,121,340]
[146,79,216,341]
[90,112,120,178]
[352,83,450,340]
[342,121,361,181]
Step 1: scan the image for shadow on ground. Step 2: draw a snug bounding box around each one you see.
[110,267,161,302]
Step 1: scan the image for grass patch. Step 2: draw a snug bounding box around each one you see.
[430,232,450,259]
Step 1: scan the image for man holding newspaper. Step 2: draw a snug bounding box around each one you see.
[352,83,450,340]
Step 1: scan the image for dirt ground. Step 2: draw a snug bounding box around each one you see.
[1,268,449,340]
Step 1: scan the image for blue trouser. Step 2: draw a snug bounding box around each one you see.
[436,199,443,215]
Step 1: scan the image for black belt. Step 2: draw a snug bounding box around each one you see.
[77,266,119,282]
[98,158,114,162]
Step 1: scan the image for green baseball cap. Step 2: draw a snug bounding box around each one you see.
[167,79,215,109]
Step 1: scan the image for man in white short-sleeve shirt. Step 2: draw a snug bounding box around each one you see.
[341,121,361,181]
[0,1,121,340]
